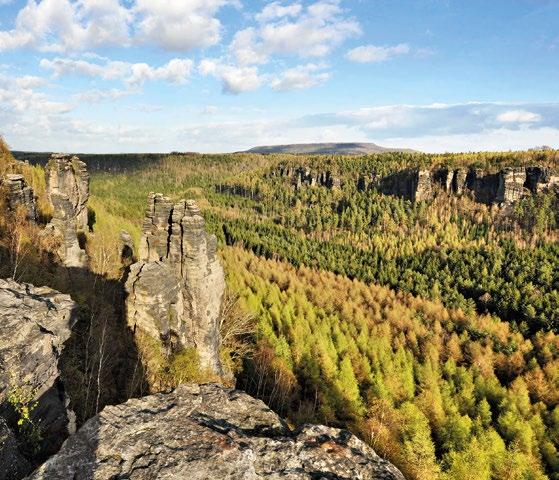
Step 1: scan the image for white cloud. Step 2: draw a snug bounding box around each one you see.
[255,2,302,22]
[231,0,360,65]
[199,59,263,94]
[496,109,541,123]
[41,56,193,85]
[0,0,132,52]
[73,87,135,103]
[0,72,73,115]
[271,63,330,91]
[133,0,233,51]
[346,43,410,63]
[0,0,233,53]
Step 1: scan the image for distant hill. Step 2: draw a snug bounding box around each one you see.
[243,142,415,155]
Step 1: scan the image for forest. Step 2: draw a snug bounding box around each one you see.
[2,142,559,479]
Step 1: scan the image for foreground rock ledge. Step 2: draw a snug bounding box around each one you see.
[28,383,405,480]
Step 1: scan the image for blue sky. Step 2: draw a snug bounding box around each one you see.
[0,0,558,153]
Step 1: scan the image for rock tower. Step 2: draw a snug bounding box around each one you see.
[125,193,225,375]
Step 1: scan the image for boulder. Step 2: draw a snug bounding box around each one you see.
[0,173,37,221]
[0,418,31,480]
[0,279,77,477]
[526,166,559,193]
[125,194,225,375]
[28,383,405,480]
[45,154,89,232]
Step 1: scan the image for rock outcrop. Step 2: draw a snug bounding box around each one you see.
[271,165,342,190]
[125,194,225,375]
[45,154,89,232]
[379,165,558,205]
[44,193,88,268]
[0,279,76,478]
[29,383,405,480]
[0,173,37,221]
[43,154,89,267]
[379,168,433,202]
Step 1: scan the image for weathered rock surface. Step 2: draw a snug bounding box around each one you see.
[44,192,88,268]
[271,165,342,190]
[0,279,77,477]
[28,383,405,480]
[125,194,225,375]
[379,165,558,206]
[0,173,37,221]
[45,154,90,232]
[43,154,89,267]
[379,168,433,202]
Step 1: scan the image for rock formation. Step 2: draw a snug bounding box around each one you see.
[379,168,433,202]
[379,165,558,206]
[44,193,88,268]
[43,154,89,267]
[0,279,76,479]
[0,173,37,221]
[271,165,342,190]
[125,194,225,375]
[45,154,90,232]
[29,383,405,480]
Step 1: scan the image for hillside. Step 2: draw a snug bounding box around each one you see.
[2,144,559,480]
[243,142,415,155]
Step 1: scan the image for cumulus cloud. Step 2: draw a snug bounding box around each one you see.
[271,63,330,91]
[41,56,193,85]
[496,110,542,123]
[231,0,360,65]
[346,43,410,63]
[0,72,73,115]
[199,59,263,94]
[255,2,302,22]
[0,0,132,52]
[0,0,234,53]
[133,0,234,51]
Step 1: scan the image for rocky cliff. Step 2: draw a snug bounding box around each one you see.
[271,165,342,189]
[125,194,225,375]
[0,173,37,221]
[29,383,405,480]
[378,165,558,205]
[0,279,76,479]
[45,154,90,232]
[43,154,89,267]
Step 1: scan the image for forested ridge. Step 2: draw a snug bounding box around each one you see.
[3,145,559,479]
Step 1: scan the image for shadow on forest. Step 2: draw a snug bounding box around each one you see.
[0,242,148,476]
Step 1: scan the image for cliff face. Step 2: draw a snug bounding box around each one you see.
[379,165,557,205]
[125,194,225,375]
[45,154,90,232]
[0,174,37,221]
[0,279,76,479]
[271,165,342,190]
[29,383,405,480]
[43,154,89,267]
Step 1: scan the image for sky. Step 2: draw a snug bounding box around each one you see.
[0,0,558,153]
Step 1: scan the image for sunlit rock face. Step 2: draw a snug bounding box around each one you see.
[45,154,90,232]
[43,154,89,268]
[28,383,406,480]
[125,193,225,375]
[0,173,37,221]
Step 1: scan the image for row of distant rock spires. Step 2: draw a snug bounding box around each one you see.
[271,164,559,206]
